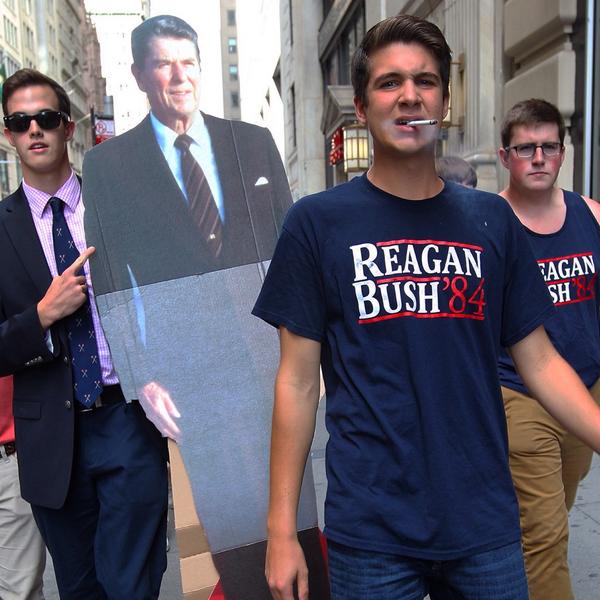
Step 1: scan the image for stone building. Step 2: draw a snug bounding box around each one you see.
[0,0,105,192]
[55,0,90,172]
[220,0,241,119]
[85,0,149,135]
[280,0,599,197]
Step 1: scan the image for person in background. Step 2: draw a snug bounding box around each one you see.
[436,155,477,187]
[498,98,600,600]
[0,374,46,600]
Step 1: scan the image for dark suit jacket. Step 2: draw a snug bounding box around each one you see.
[82,113,292,296]
[0,186,75,509]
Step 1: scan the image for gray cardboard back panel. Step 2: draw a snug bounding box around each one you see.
[95,265,319,552]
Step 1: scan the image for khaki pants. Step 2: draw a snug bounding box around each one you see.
[502,379,600,600]
[0,452,46,600]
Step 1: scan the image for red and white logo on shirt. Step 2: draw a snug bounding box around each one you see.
[350,239,486,324]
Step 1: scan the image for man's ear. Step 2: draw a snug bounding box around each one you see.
[498,147,509,169]
[64,119,75,142]
[354,96,367,125]
[442,93,449,121]
[3,128,15,148]
[131,63,146,93]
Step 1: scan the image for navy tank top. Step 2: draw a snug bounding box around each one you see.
[499,190,600,393]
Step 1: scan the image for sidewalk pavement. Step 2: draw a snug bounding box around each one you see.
[42,399,600,598]
[568,453,600,598]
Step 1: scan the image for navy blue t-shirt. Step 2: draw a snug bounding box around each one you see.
[253,175,555,560]
[499,190,600,393]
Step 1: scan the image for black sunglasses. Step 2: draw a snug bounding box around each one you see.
[3,110,70,133]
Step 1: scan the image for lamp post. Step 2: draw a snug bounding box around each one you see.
[343,123,369,174]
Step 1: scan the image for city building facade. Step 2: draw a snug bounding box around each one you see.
[85,0,149,135]
[55,0,91,172]
[0,0,105,194]
[280,0,599,198]
[220,0,240,119]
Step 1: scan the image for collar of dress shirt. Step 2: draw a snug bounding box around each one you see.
[23,170,80,218]
[149,110,206,154]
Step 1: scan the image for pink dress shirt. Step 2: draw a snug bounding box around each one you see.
[22,172,118,385]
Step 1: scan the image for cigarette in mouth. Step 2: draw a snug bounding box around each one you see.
[399,119,438,126]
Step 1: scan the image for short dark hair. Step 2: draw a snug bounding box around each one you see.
[351,14,452,107]
[131,14,200,68]
[501,99,565,148]
[2,68,71,117]
[436,156,477,188]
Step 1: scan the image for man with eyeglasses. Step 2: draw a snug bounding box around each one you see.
[0,69,168,599]
[498,98,600,600]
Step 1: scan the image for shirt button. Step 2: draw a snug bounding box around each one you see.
[63,356,69,364]
[65,400,72,409]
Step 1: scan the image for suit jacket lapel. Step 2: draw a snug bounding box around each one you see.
[1,187,52,297]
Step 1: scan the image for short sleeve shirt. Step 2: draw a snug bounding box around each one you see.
[253,175,555,560]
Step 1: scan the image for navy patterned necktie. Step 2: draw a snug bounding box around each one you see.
[50,197,103,407]
[174,134,223,257]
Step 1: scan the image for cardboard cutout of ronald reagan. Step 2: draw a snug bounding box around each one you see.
[82,14,329,600]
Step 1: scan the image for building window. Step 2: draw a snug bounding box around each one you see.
[322,3,365,86]
[3,17,17,49]
[229,64,238,81]
[227,9,235,26]
[23,25,34,50]
[48,23,56,48]
[49,53,58,76]
[4,53,20,77]
[231,92,239,108]
[21,0,32,14]
[289,84,297,149]
[338,31,351,85]
[4,0,15,12]
[47,0,53,12]
[0,150,9,197]
[228,37,237,54]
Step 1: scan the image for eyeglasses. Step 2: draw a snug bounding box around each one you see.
[505,142,563,159]
[3,110,69,133]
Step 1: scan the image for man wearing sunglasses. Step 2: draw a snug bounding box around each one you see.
[0,69,168,599]
[498,98,600,600]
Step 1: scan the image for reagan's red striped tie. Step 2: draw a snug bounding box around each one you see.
[175,134,223,257]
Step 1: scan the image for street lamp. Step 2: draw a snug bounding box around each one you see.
[343,123,369,173]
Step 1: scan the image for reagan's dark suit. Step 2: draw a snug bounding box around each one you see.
[82,113,292,296]
[0,186,74,509]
